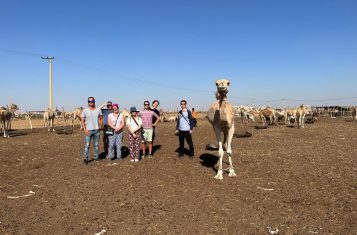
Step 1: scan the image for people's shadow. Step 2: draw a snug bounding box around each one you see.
[152,145,162,155]
[199,153,219,173]
[175,147,191,156]
[99,146,129,160]
[121,146,129,159]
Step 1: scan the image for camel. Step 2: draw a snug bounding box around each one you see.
[259,107,276,126]
[43,108,55,131]
[0,103,19,137]
[207,79,236,180]
[71,107,84,129]
[295,104,311,128]
[285,109,297,125]
[352,106,357,121]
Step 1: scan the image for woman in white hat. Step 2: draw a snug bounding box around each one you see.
[127,107,143,162]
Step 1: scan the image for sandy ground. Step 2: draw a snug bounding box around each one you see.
[0,117,356,234]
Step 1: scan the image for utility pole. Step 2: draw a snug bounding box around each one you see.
[41,56,54,110]
[282,98,286,110]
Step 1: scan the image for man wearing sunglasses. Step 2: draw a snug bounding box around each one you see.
[139,101,160,159]
[81,97,103,164]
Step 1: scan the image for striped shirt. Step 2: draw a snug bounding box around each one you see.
[139,109,159,129]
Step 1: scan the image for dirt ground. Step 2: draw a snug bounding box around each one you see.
[0,117,356,234]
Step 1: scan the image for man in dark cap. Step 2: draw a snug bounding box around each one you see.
[101,101,113,156]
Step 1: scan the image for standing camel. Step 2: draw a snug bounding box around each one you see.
[43,108,55,131]
[0,103,19,137]
[295,104,311,128]
[207,79,237,180]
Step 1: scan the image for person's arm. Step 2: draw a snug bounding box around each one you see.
[132,117,142,133]
[98,103,107,109]
[108,115,116,129]
[175,112,180,133]
[99,115,103,129]
[188,111,194,132]
[153,112,160,126]
[115,115,125,132]
[81,115,89,136]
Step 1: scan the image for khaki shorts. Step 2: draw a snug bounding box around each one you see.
[141,128,153,142]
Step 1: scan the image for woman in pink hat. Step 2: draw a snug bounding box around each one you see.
[107,104,125,160]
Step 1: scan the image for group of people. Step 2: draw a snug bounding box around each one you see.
[81,97,196,164]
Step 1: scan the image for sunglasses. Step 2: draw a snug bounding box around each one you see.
[180,103,186,105]
[144,103,150,106]
[88,100,95,103]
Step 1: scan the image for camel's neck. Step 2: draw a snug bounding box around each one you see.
[216,91,228,107]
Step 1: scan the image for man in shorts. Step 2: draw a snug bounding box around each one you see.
[139,101,159,159]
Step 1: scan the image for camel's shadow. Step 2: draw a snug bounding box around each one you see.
[200,153,219,173]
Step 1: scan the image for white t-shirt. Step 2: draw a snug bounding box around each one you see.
[81,108,102,130]
[108,113,123,128]
[126,116,142,132]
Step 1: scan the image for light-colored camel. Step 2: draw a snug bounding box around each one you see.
[259,107,276,126]
[295,104,311,128]
[207,79,236,180]
[43,108,55,131]
[285,109,297,125]
[0,103,19,137]
[352,106,357,121]
[71,107,84,129]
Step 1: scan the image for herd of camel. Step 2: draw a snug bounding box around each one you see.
[1,79,357,179]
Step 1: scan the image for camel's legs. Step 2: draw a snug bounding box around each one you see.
[227,126,236,177]
[214,126,224,180]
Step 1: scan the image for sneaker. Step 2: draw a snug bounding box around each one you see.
[141,154,146,159]
[83,159,89,165]
[130,159,135,162]
[148,154,153,159]
[134,158,139,162]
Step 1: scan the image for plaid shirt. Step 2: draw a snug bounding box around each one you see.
[139,109,159,129]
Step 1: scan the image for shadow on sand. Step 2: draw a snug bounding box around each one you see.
[199,153,219,173]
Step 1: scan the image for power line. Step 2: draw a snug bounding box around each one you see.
[0,48,214,93]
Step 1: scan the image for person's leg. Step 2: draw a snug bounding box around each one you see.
[152,126,156,144]
[108,134,115,159]
[103,125,109,155]
[128,134,135,160]
[147,129,153,158]
[141,130,146,157]
[178,130,185,157]
[135,135,141,160]
[83,132,92,162]
[141,142,146,157]
[93,130,100,160]
[116,132,123,159]
[185,132,194,158]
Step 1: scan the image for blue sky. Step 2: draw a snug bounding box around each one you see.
[1,0,356,111]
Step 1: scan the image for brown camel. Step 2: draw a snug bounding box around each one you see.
[207,79,236,180]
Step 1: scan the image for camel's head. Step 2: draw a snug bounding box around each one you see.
[8,103,19,111]
[215,79,230,95]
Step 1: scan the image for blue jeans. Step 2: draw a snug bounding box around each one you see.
[83,129,100,160]
[108,131,123,159]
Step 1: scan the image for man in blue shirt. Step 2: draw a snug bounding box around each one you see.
[175,100,194,159]
[101,101,113,156]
